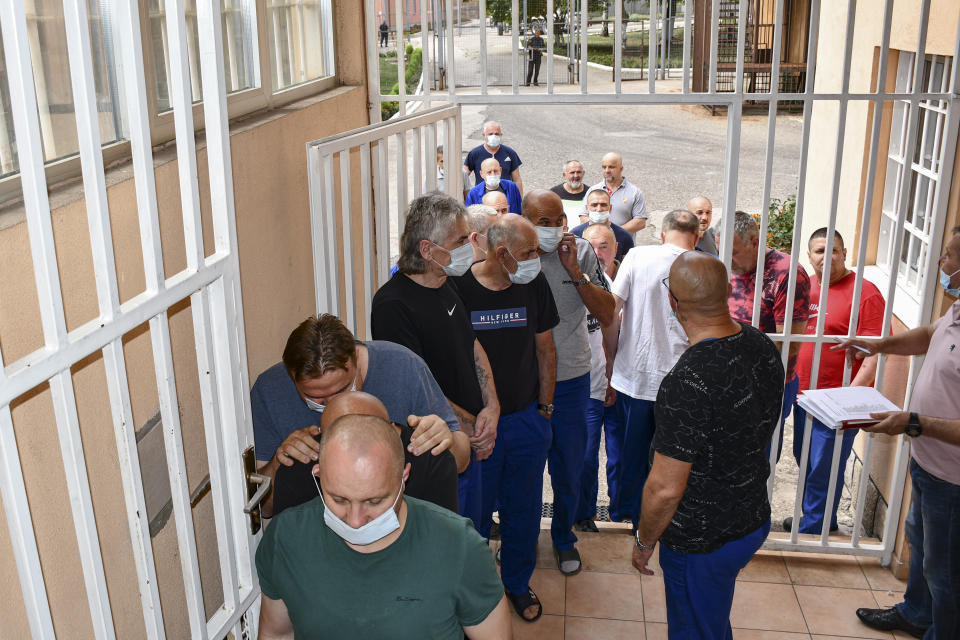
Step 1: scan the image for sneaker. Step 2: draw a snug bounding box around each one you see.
[574,518,600,533]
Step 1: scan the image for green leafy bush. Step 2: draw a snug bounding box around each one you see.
[751,194,797,253]
[405,43,414,55]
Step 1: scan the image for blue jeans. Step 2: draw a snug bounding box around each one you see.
[769,375,799,463]
[896,460,960,640]
[479,402,551,595]
[659,522,770,639]
[548,373,591,550]
[618,395,657,530]
[575,397,625,522]
[791,405,857,533]
[458,451,483,533]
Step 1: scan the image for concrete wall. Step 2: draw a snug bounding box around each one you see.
[0,2,369,636]
[801,0,960,574]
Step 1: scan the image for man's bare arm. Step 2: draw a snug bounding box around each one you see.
[463,596,513,639]
[511,169,523,195]
[259,595,294,640]
[775,320,808,359]
[535,330,556,407]
[865,412,960,446]
[621,217,646,234]
[834,323,937,359]
[635,453,692,545]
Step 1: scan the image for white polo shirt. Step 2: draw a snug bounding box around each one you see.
[611,243,690,401]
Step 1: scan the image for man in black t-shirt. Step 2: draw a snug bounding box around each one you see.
[549,160,588,220]
[272,392,458,516]
[452,214,559,623]
[525,29,545,86]
[372,193,500,532]
[631,252,783,638]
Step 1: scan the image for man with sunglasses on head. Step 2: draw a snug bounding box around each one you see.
[608,209,700,533]
[372,193,501,531]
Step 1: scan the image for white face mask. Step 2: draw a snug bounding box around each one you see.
[485,134,501,148]
[506,250,541,284]
[431,241,474,277]
[302,374,358,413]
[536,225,563,252]
[315,475,404,546]
[484,174,501,190]
[588,210,610,224]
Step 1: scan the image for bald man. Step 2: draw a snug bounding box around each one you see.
[586,152,647,234]
[258,414,510,639]
[465,158,522,213]
[270,392,459,516]
[481,190,510,217]
[631,252,784,639]
[687,195,718,256]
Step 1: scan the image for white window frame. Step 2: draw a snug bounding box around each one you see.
[0,0,338,204]
[873,51,952,328]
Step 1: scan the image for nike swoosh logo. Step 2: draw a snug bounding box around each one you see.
[447,305,456,316]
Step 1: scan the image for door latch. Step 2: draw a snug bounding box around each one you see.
[242,446,271,534]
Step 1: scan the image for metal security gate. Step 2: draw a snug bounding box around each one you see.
[348,0,960,566]
[0,1,262,638]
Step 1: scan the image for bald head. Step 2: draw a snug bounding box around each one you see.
[481,190,509,216]
[583,223,617,273]
[686,196,714,235]
[601,152,625,186]
[319,391,389,432]
[480,158,502,177]
[521,188,565,227]
[669,251,731,312]
[318,414,405,482]
[487,213,537,254]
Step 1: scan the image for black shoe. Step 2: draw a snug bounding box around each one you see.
[855,606,927,638]
[575,518,600,533]
[782,516,838,533]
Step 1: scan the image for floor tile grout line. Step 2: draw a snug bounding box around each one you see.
[791,581,815,637]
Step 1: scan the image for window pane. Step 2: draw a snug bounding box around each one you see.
[267,0,334,91]
[151,0,257,113]
[0,0,124,178]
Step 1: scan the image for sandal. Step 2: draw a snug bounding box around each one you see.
[505,587,542,622]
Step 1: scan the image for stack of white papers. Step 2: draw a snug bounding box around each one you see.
[796,386,901,430]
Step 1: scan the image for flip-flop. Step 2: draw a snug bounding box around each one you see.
[505,587,542,622]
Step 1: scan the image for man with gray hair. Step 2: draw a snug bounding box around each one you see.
[464,120,524,194]
[257,414,510,639]
[550,160,588,219]
[372,193,500,532]
[719,210,810,462]
[609,209,700,531]
[466,204,499,262]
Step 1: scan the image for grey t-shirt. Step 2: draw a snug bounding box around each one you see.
[540,236,610,381]
[697,227,718,256]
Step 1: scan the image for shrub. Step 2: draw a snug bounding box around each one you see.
[405,43,414,55]
[751,194,797,253]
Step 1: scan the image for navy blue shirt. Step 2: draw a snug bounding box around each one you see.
[250,341,459,461]
[464,144,522,187]
[570,221,635,263]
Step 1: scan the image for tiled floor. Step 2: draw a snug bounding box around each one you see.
[497,528,912,640]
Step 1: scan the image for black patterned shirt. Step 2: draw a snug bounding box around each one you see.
[653,324,784,554]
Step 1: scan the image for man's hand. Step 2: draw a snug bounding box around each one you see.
[558,232,580,277]
[864,411,910,436]
[831,337,883,364]
[274,425,321,466]
[604,385,617,407]
[407,414,454,456]
[470,405,500,460]
[632,545,655,576]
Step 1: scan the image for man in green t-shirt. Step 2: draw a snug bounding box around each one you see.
[256,414,510,639]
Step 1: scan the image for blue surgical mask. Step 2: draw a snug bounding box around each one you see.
[940,267,960,297]
[506,250,541,284]
[314,475,404,546]
[536,225,563,252]
[432,241,474,276]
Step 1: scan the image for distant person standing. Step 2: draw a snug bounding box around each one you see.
[464,121,524,195]
[588,152,647,234]
[525,29,546,86]
[687,195,718,256]
[379,19,389,47]
[550,160,588,220]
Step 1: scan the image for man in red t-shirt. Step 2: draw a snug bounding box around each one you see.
[722,211,810,461]
[789,228,885,534]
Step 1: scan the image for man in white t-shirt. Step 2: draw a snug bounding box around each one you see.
[610,209,700,530]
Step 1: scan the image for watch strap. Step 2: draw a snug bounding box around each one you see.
[906,412,922,438]
[572,275,589,287]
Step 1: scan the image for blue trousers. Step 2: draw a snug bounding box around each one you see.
[791,405,857,533]
[479,403,551,595]
[896,460,960,640]
[458,451,483,533]
[619,395,657,530]
[659,521,770,640]
[770,375,799,463]
[548,373,591,550]
[576,397,625,522]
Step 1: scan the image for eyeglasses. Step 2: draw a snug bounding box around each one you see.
[661,276,680,306]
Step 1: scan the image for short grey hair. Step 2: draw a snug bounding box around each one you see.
[466,204,498,233]
[563,159,584,172]
[585,186,610,203]
[482,120,502,134]
[486,220,522,253]
[662,209,700,236]
[717,210,759,243]
[397,192,467,274]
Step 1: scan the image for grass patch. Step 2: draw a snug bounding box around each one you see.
[554,27,686,68]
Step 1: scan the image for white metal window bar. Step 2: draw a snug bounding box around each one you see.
[1,0,261,637]
[348,0,960,566]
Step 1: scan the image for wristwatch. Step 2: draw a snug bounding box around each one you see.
[906,412,923,438]
[634,529,656,551]
[572,275,589,287]
[537,403,554,417]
